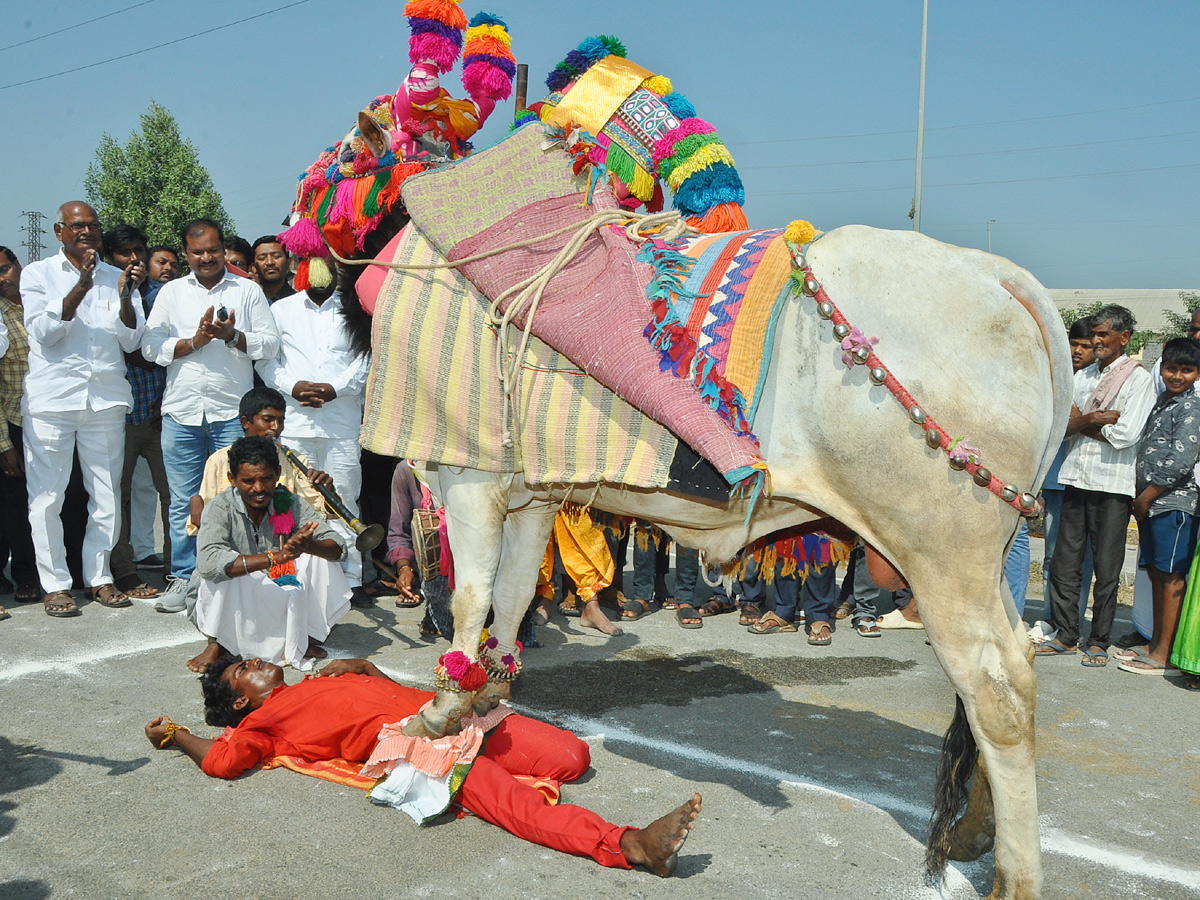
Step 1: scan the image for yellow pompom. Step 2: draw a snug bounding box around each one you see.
[785,220,818,245]
[641,74,672,96]
[308,256,333,289]
[464,23,511,46]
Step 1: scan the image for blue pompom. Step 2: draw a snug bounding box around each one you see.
[575,36,610,63]
[467,11,507,27]
[673,163,745,216]
[661,92,697,120]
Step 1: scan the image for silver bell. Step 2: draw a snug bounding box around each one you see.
[833,323,851,339]
[925,428,942,449]
[869,367,888,385]
[803,277,821,296]
[972,467,993,487]
[816,300,834,319]
[1019,492,1037,510]
[908,405,927,425]
[948,455,967,471]
[999,483,1019,502]
[852,345,872,364]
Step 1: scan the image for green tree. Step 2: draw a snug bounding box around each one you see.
[84,101,233,249]
[1161,290,1200,340]
[1058,299,1156,353]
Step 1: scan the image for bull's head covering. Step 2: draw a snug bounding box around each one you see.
[530,36,748,233]
[279,0,515,289]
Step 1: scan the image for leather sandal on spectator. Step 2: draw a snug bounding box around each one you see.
[44,591,80,617]
[86,584,132,608]
[115,575,160,599]
[15,581,43,603]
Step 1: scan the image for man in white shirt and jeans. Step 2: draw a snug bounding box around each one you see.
[143,219,280,611]
[257,256,370,590]
[20,201,145,617]
[1038,305,1156,666]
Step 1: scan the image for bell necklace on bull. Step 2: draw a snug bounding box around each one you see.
[782,220,1041,516]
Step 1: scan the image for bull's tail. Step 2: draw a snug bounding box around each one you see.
[925,695,977,882]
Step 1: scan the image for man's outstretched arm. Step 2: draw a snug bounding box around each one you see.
[146,716,216,768]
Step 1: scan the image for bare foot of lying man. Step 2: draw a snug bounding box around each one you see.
[620,792,703,877]
[579,598,623,635]
[146,655,701,874]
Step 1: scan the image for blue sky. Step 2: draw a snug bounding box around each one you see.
[1,0,1196,290]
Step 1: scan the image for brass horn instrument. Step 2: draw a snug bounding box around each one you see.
[280,443,386,553]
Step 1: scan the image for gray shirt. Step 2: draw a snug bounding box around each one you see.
[1135,389,1200,516]
[197,486,346,584]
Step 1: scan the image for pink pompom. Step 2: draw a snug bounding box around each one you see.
[278,217,325,258]
[410,33,458,73]
[441,650,471,681]
[461,61,513,101]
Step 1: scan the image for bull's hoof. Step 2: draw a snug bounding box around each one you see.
[401,704,463,739]
[472,680,512,717]
[947,826,995,862]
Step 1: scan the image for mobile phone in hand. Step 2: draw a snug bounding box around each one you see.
[217,306,229,321]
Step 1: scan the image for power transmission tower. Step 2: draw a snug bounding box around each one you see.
[21,210,46,262]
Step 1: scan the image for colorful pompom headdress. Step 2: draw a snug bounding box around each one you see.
[279,2,515,289]
[532,36,748,233]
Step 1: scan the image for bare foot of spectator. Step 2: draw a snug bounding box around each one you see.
[187,638,224,673]
[580,598,623,635]
[305,640,328,660]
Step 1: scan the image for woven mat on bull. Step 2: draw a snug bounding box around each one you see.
[360,223,676,487]
[399,124,768,490]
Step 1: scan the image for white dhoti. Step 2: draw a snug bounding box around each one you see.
[196,554,352,671]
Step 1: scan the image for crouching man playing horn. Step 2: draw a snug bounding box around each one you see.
[193,434,352,671]
[145,655,702,876]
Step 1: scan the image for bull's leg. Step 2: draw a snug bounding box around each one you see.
[918,568,1042,900]
[404,467,511,739]
[471,495,559,716]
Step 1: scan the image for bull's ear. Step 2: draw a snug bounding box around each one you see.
[358,110,390,159]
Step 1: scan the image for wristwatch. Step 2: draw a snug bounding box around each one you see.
[225,329,241,347]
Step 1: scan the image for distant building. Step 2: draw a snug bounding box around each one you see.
[1049,289,1198,334]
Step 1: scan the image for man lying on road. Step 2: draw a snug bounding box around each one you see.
[145,655,702,876]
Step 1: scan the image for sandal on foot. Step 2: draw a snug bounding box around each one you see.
[1112,645,1149,661]
[835,601,854,620]
[1183,674,1200,692]
[1116,654,1167,675]
[807,621,833,646]
[0,605,9,621]
[1034,639,1078,656]
[855,618,882,637]
[675,605,703,629]
[621,598,654,621]
[115,577,160,599]
[738,603,763,626]
[15,581,43,603]
[44,590,80,618]
[394,594,423,609]
[86,584,132,608]
[696,599,735,617]
[1081,648,1109,668]
[660,597,681,610]
[748,611,796,634]
[559,598,582,618]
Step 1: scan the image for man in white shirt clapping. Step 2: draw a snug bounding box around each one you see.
[257,256,370,593]
[142,219,280,612]
[20,201,145,617]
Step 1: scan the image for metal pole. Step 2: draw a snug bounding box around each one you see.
[912,0,928,232]
[514,63,528,116]
[987,219,996,253]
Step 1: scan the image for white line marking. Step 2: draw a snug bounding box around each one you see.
[0,633,199,682]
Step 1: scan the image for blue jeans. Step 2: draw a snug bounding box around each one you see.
[1004,521,1030,617]
[161,415,244,578]
[631,522,669,602]
[672,545,700,605]
[773,561,838,626]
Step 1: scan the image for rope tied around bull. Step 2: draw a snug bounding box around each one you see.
[325,209,694,447]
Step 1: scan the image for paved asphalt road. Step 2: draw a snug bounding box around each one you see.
[2,566,1199,900]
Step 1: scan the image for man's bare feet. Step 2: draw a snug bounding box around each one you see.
[187,638,223,673]
[305,640,328,660]
[579,598,622,636]
[620,792,703,877]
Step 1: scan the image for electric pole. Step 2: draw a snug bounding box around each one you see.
[21,210,46,262]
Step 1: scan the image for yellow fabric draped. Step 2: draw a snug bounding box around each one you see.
[544,56,654,135]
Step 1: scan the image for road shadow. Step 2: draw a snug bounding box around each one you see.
[0,881,51,900]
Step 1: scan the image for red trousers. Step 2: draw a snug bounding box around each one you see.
[456,714,633,868]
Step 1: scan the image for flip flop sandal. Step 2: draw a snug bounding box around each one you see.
[660,597,682,610]
[394,595,424,608]
[559,600,582,618]
[675,605,703,629]
[807,622,833,646]
[855,619,882,637]
[1081,649,1109,668]
[44,590,81,618]
[87,584,132,608]
[1183,675,1200,692]
[1116,654,1167,675]
[620,599,653,621]
[1034,640,1077,656]
[696,599,735,617]
[835,601,854,620]
[0,605,9,621]
[1112,645,1149,661]
[748,611,796,634]
[14,582,43,603]
[738,603,763,626]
